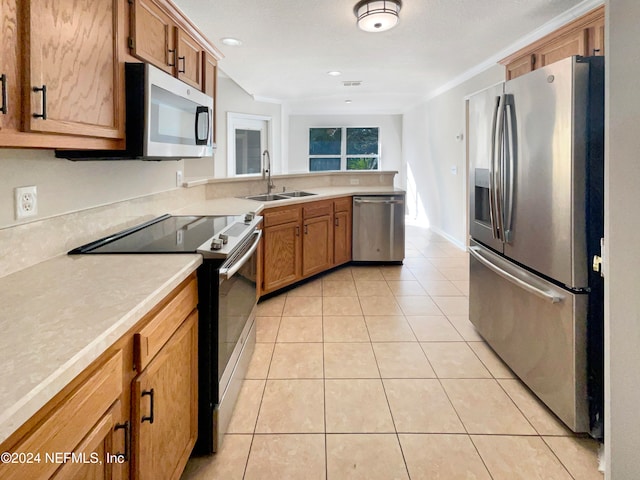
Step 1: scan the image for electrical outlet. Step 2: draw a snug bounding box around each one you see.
[350,178,360,185]
[15,186,38,220]
[176,170,184,187]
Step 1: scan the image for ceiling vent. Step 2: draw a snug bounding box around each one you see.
[342,81,362,87]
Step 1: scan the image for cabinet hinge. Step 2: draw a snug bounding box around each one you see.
[128,37,135,49]
[531,53,536,67]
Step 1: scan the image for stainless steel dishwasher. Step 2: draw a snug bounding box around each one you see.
[352,194,405,262]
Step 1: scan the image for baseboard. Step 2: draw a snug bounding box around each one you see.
[429,225,467,251]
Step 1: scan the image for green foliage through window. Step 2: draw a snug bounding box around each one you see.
[308,127,379,172]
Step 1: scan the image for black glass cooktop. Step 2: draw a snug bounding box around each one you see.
[69,214,243,254]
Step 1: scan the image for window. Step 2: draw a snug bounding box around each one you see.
[309,127,379,172]
[227,112,271,176]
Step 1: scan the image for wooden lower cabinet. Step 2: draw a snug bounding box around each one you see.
[51,400,126,480]
[334,210,352,266]
[0,352,125,480]
[302,214,333,277]
[262,220,301,292]
[131,310,198,480]
[261,197,352,294]
[0,275,199,480]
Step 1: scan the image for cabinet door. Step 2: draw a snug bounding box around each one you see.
[130,0,175,75]
[132,311,198,480]
[202,51,217,141]
[536,29,588,69]
[587,15,605,56]
[302,215,333,277]
[24,0,123,139]
[505,54,535,81]
[263,221,301,292]
[51,400,126,480]
[176,27,202,89]
[334,210,352,266]
[1,0,20,133]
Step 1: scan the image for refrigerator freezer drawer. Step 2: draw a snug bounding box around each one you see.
[469,242,588,432]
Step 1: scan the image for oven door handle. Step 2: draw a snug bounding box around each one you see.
[218,229,262,280]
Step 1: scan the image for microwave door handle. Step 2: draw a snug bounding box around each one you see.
[504,95,516,243]
[219,230,262,280]
[194,106,209,145]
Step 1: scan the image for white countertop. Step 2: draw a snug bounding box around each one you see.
[0,254,201,445]
[0,185,403,445]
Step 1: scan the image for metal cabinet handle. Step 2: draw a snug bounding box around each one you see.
[114,421,130,461]
[178,56,186,73]
[335,217,339,227]
[168,49,176,67]
[1,74,7,115]
[295,225,300,236]
[141,389,155,424]
[32,85,47,119]
[304,224,308,235]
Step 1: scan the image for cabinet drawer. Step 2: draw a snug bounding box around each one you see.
[0,352,123,480]
[303,200,333,219]
[135,277,198,371]
[333,197,352,213]
[263,206,301,227]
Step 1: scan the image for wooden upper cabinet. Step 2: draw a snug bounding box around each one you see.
[1,0,20,133]
[202,51,217,141]
[176,27,202,89]
[500,6,604,80]
[505,54,535,81]
[24,0,123,139]
[536,29,588,69]
[129,0,212,92]
[130,0,175,75]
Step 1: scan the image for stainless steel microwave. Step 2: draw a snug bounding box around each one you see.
[56,63,215,160]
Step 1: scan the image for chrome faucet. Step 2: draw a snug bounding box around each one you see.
[262,150,274,194]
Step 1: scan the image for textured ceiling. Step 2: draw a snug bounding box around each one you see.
[174,0,597,114]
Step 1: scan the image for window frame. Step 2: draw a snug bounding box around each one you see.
[308,126,381,172]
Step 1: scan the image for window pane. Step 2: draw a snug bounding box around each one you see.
[235,129,262,174]
[346,128,379,155]
[309,128,342,155]
[347,157,378,170]
[310,157,341,171]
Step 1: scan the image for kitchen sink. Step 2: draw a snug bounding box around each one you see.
[280,191,317,197]
[245,193,289,202]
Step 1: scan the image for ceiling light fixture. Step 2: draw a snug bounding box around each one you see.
[327,71,342,76]
[354,0,402,33]
[221,37,242,46]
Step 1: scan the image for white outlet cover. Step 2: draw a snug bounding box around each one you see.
[350,178,360,185]
[15,185,38,219]
[176,170,184,187]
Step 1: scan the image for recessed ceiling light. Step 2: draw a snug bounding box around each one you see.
[345,100,352,104]
[327,71,342,76]
[221,37,242,47]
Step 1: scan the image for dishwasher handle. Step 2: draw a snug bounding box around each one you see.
[354,198,404,205]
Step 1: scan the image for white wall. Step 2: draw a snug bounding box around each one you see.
[287,114,404,188]
[0,149,181,229]
[402,65,504,246]
[604,0,640,477]
[184,75,283,179]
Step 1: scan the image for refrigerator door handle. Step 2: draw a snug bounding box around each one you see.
[469,246,564,303]
[503,94,516,243]
[489,95,502,240]
[495,94,506,241]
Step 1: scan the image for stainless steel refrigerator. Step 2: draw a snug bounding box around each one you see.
[468,56,604,436]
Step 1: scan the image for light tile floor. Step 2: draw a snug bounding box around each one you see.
[182,224,603,480]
